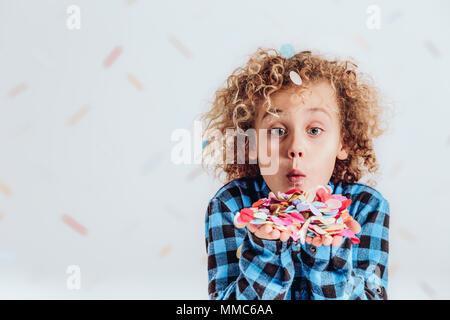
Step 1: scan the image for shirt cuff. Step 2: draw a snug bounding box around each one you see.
[246,228,292,255]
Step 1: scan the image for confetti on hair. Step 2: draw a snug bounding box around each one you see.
[103,46,123,68]
[202,139,210,149]
[8,82,28,98]
[280,43,295,58]
[127,73,143,91]
[168,35,192,59]
[289,71,303,86]
[0,183,12,196]
[67,105,90,126]
[159,244,172,258]
[62,214,87,235]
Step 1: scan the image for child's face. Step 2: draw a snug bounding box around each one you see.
[254,80,348,194]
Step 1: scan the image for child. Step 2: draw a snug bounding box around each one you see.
[201,48,390,300]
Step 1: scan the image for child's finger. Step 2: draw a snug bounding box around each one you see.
[312,236,322,247]
[332,236,343,247]
[247,224,257,233]
[279,231,290,242]
[305,236,313,244]
[268,228,280,239]
[322,236,332,246]
[347,218,362,234]
[261,224,273,234]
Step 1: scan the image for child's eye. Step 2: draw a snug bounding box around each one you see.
[269,128,287,137]
[308,127,323,136]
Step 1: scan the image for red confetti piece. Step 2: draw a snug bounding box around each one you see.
[62,214,87,235]
[8,82,28,98]
[103,46,123,68]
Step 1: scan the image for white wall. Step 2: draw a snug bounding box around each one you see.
[0,0,449,299]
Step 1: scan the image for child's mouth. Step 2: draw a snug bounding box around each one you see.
[287,175,305,184]
[286,169,306,184]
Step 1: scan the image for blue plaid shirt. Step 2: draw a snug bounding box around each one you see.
[205,174,390,300]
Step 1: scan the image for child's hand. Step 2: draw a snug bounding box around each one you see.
[247,223,291,242]
[306,216,362,247]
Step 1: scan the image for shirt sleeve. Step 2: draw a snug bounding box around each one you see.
[298,194,390,300]
[205,197,295,300]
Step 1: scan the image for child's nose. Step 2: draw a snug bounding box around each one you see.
[289,151,302,159]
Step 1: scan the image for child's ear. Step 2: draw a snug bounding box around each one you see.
[337,142,349,160]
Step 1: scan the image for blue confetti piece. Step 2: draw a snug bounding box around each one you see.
[309,204,323,216]
[250,218,267,224]
[202,138,210,149]
[280,43,295,58]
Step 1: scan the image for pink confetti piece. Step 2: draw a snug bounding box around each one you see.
[0,211,3,220]
[424,40,441,59]
[67,105,90,126]
[398,228,415,242]
[355,35,372,52]
[127,73,143,91]
[8,82,28,98]
[159,244,172,258]
[103,46,123,68]
[390,161,404,177]
[168,35,192,59]
[0,183,12,196]
[419,281,436,298]
[186,167,204,181]
[337,228,359,244]
[62,214,87,235]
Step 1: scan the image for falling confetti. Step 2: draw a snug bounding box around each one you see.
[67,105,90,126]
[127,73,143,91]
[389,263,397,277]
[0,251,16,261]
[424,40,441,59]
[355,35,372,52]
[0,211,3,220]
[103,46,123,68]
[165,205,185,220]
[62,214,87,235]
[159,244,172,258]
[8,82,28,98]
[186,167,204,181]
[280,43,295,58]
[168,35,192,59]
[386,10,403,24]
[389,161,404,177]
[419,281,436,299]
[398,227,415,242]
[142,152,163,174]
[0,183,12,196]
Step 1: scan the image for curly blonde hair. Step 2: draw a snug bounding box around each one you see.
[200,47,388,186]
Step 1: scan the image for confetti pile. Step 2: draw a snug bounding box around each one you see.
[234,185,360,245]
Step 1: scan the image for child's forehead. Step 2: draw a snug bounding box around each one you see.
[257,82,340,121]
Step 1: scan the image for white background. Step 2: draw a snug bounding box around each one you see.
[0,0,449,299]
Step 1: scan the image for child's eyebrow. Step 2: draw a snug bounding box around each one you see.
[261,106,334,122]
[261,109,283,122]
